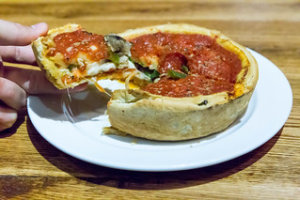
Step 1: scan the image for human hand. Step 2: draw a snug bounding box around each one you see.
[0,20,86,131]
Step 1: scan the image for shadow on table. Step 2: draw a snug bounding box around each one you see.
[0,109,26,138]
[27,119,282,190]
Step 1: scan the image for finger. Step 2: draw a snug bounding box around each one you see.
[0,45,36,64]
[2,66,87,94]
[0,77,27,110]
[0,105,17,131]
[0,20,48,46]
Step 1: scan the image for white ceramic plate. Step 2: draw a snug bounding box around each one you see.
[27,50,293,172]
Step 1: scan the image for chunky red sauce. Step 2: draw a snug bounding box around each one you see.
[48,30,109,64]
[144,75,234,97]
[130,32,242,97]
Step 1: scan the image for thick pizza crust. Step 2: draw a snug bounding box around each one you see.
[107,24,258,141]
[108,89,253,140]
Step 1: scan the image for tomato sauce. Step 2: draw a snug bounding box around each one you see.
[130,32,242,97]
[48,30,109,63]
[144,75,234,97]
[159,52,187,74]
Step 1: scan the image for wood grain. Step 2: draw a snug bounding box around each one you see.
[0,0,299,199]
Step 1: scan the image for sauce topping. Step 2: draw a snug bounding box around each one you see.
[159,52,187,74]
[130,32,242,97]
[144,75,234,97]
[48,30,109,63]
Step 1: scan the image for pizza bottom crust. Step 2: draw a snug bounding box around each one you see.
[107,90,253,141]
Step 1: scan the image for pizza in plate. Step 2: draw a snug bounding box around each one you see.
[32,24,258,141]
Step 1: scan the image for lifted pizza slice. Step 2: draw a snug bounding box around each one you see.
[32,24,149,90]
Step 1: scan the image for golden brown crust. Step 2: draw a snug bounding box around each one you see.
[108,90,253,140]
[107,24,258,141]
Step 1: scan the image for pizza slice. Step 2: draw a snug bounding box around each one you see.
[32,24,149,90]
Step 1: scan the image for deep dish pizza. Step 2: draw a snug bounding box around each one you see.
[32,24,258,141]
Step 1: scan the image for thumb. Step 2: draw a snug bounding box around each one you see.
[0,20,48,46]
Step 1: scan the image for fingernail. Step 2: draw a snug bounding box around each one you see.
[31,23,45,29]
[31,23,48,36]
[6,111,17,122]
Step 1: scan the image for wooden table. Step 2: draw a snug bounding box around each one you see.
[0,0,299,199]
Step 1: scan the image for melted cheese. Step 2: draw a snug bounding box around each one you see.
[87,62,116,75]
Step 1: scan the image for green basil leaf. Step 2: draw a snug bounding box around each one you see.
[144,70,160,80]
[182,65,189,74]
[128,56,134,63]
[168,70,187,79]
[109,52,120,64]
